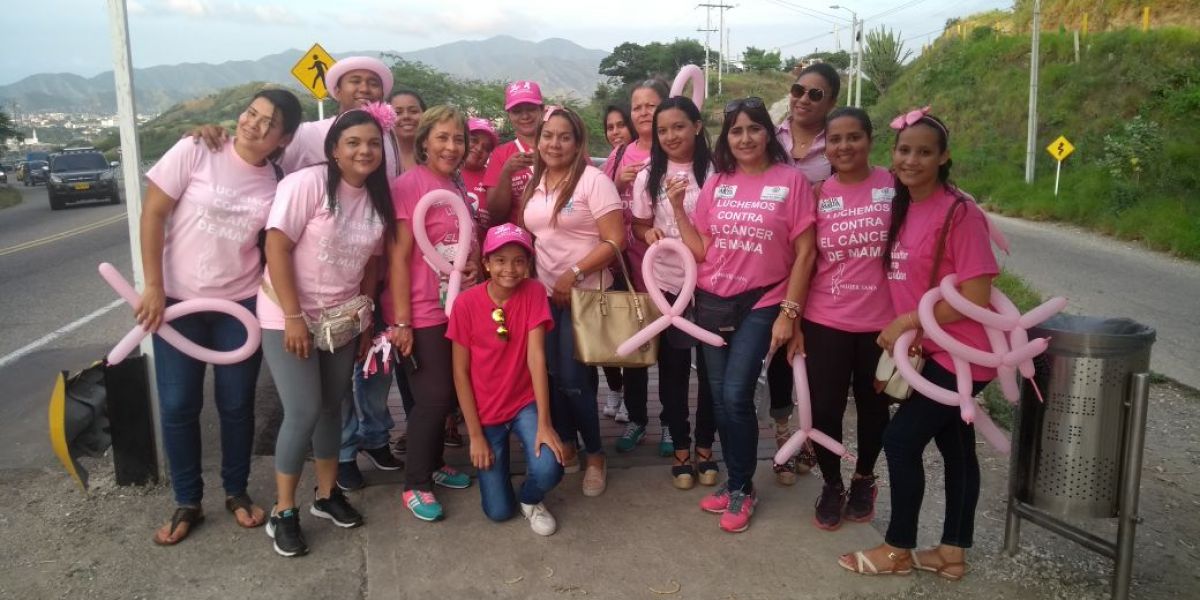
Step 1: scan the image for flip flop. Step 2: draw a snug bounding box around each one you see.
[225,493,265,528]
[153,506,204,546]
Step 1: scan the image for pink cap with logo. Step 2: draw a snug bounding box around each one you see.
[504,80,544,110]
[467,117,499,148]
[483,223,534,256]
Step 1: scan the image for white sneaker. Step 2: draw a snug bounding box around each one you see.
[614,404,629,423]
[520,502,557,536]
[602,390,621,418]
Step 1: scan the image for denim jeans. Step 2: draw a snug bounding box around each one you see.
[153,296,261,506]
[477,402,565,521]
[339,318,397,462]
[883,360,989,549]
[546,303,602,454]
[699,304,778,493]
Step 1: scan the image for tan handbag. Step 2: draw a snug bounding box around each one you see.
[570,240,661,368]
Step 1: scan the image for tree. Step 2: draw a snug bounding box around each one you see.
[862,26,912,95]
[742,47,782,72]
[0,111,21,147]
[383,55,507,124]
[801,50,852,71]
[599,39,715,86]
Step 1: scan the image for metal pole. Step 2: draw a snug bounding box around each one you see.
[1004,385,1027,555]
[854,17,863,107]
[105,0,163,476]
[718,6,725,95]
[845,18,855,105]
[1025,0,1042,183]
[1114,372,1150,600]
[318,98,324,121]
[1054,159,1061,195]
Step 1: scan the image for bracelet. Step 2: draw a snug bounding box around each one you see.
[284,313,304,320]
[779,299,802,310]
[392,323,412,329]
[908,313,920,329]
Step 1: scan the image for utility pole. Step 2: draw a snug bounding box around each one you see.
[699,3,733,95]
[831,5,861,107]
[697,5,718,97]
[854,18,864,107]
[1025,0,1041,183]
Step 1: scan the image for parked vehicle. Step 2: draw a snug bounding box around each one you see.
[24,160,48,186]
[47,149,119,210]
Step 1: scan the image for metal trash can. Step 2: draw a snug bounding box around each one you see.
[1013,315,1155,518]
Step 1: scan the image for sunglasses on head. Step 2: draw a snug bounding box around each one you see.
[790,84,825,103]
[491,307,509,341]
[723,97,766,115]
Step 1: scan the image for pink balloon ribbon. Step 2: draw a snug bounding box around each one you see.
[616,238,724,356]
[100,262,261,366]
[893,274,1067,453]
[773,354,855,465]
[362,333,393,377]
[411,189,475,317]
[669,64,706,110]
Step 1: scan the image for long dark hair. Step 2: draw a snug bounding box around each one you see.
[712,99,788,173]
[323,110,395,238]
[251,89,303,162]
[520,107,591,227]
[388,88,427,111]
[647,96,711,209]
[883,113,961,268]
[604,104,636,147]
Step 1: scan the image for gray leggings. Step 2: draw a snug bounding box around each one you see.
[262,330,358,475]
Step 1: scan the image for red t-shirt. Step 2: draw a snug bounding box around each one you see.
[481,139,534,224]
[445,279,553,427]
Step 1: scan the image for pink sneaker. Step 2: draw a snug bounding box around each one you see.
[699,486,731,514]
[719,490,757,533]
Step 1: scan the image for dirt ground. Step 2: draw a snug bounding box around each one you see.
[0,379,1196,600]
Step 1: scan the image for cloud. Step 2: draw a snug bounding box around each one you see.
[322,1,540,38]
[136,0,302,25]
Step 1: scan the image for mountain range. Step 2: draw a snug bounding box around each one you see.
[0,35,609,114]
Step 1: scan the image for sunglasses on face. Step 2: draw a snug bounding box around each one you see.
[724,97,765,115]
[790,84,825,103]
[491,307,509,341]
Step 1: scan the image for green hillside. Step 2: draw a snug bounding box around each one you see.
[871,26,1200,259]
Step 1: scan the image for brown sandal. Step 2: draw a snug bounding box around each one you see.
[912,548,967,581]
[838,547,913,576]
[225,493,265,528]
[153,506,204,545]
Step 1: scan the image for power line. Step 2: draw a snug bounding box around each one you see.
[866,0,931,21]
[762,0,844,25]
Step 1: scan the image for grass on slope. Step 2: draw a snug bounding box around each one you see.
[0,187,21,210]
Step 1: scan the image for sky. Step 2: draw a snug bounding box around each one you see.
[1,0,1012,85]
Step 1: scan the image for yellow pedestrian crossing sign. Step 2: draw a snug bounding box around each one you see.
[1046,135,1075,162]
[291,43,336,100]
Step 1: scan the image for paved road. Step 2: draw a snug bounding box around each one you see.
[991,213,1200,389]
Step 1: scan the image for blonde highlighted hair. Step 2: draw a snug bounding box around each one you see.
[414,105,469,169]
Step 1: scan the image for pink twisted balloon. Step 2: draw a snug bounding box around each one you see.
[616,238,725,356]
[774,354,856,464]
[100,263,261,366]
[670,64,706,110]
[411,189,474,317]
[893,274,1068,454]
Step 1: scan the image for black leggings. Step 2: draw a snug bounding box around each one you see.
[657,340,716,450]
[403,324,453,491]
[802,319,890,485]
[767,350,794,420]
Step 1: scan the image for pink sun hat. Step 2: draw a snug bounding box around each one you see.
[482,223,534,256]
[325,56,394,98]
[467,117,500,148]
[504,80,544,110]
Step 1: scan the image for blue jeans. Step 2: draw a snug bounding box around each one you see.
[153,297,261,506]
[546,303,603,454]
[699,305,778,493]
[339,363,396,462]
[477,402,564,521]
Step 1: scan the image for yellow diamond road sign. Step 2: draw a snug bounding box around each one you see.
[291,43,335,100]
[1046,135,1075,162]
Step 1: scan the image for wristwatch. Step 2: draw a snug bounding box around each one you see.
[570,264,585,282]
[780,306,800,320]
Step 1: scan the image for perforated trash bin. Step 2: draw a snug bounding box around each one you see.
[1013,315,1156,518]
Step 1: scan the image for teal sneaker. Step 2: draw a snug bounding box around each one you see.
[402,489,444,522]
[432,465,471,489]
[616,423,646,453]
[658,428,674,457]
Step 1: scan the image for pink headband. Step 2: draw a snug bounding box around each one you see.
[542,104,565,123]
[890,105,948,139]
[336,101,396,133]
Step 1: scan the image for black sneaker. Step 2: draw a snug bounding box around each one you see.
[443,425,464,448]
[813,481,846,531]
[266,507,309,557]
[361,445,404,471]
[392,435,407,455]
[844,475,878,523]
[336,460,365,491]
[311,487,364,528]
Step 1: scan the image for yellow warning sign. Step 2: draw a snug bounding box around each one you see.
[291,43,336,100]
[1046,135,1075,162]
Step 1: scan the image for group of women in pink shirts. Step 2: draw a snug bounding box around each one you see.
[135,55,1002,581]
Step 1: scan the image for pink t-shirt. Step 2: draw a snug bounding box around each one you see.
[630,162,704,295]
[385,165,473,329]
[806,167,896,332]
[886,186,1000,381]
[775,121,831,183]
[692,163,815,309]
[462,167,488,214]
[277,116,400,180]
[482,139,534,224]
[604,143,651,291]
[445,279,553,427]
[256,165,386,330]
[146,138,277,301]
[522,165,624,294]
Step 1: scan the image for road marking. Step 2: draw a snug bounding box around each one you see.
[0,299,125,368]
[0,213,128,258]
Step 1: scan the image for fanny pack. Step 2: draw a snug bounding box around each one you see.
[263,281,373,352]
[694,282,779,336]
